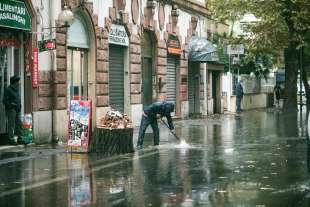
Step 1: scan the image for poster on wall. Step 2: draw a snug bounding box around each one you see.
[67,99,92,152]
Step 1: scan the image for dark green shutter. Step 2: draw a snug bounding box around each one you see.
[188,62,200,113]
[109,45,124,112]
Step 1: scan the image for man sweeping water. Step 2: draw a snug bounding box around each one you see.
[137,101,175,148]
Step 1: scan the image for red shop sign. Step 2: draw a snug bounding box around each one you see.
[0,38,21,48]
[32,48,39,88]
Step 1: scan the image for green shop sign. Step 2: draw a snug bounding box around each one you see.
[0,0,31,31]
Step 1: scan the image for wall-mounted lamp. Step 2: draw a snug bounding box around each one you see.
[158,77,164,92]
[41,4,74,32]
[147,0,157,15]
[171,5,179,24]
[191,16,198,34]
[58,4,75,27]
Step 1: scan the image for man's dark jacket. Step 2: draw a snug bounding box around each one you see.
[3,85,21,112]
[236,82,244,98]
[144,102,174,130]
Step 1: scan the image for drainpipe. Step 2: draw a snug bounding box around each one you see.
[49,0,58,143]
[200,16,208,115]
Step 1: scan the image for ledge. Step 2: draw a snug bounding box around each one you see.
[169,0,210,17]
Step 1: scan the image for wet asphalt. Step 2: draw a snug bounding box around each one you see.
[0,109,310,207]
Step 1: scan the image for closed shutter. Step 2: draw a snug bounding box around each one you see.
[167,56,178,105]
[109,45,124,112]
[188,62,200,113]
[188,63,195,113]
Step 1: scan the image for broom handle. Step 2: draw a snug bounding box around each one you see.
[161,119,180,141]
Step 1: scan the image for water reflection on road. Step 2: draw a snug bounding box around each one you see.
[0,110,310,206]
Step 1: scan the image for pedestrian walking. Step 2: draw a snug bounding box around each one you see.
[137,101,175,148]
[3,75,22,144]
[235,81,244,113]
[274,83,281,108]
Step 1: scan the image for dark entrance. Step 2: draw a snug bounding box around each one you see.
[141,32,155,108]
[212,71,221,113]
[188,62,200,114]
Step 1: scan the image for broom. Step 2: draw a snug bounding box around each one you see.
[161,119,181,141]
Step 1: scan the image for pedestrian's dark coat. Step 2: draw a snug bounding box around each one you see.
[274,85,281,100]
[235,82,244,98]
[144,102,174,130]
[3,85,21,112]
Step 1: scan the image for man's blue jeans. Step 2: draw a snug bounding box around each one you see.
[137,115,159,146]
[236,97,242,113]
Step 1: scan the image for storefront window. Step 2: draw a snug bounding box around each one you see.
[67,48,88,103]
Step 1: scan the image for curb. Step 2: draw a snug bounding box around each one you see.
[0,143,36,152]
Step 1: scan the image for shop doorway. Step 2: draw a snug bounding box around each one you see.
[212,71,221,113]
[0,42,24,135]
[67,48,88,102]
[141,32,155,108]
[188,62,200,114]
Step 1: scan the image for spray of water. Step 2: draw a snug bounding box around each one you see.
[158,139,192,149]
[176,139,191,148]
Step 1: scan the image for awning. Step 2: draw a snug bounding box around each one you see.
[188,37,219,62]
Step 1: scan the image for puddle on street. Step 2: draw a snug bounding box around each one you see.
[0,110,310,206]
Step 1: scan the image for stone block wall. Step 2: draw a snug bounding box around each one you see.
[130,34,141,104]
[157,40,167,101]
[180,47,188,101]
[96,28,109,107]
[38,71,53,110]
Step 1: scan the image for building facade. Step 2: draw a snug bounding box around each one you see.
[0,0,210,143]
[0,0,37,139]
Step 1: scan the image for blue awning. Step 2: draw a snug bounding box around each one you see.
[187,37,219,62]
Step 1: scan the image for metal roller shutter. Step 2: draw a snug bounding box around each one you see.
[188,63,195,113]
[188,62,200,113]
[109,45,124,112]
[167,56,179,105]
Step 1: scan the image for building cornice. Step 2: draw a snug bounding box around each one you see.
[160,0,210,17]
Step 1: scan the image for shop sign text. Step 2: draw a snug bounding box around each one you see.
[32,48,38,88]
[0,0,31,31]
[109,24,129,46]
[0,38,20,47]
[167,34,181,55]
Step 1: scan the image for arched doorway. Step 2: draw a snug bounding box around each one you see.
[141,31,156,108]
[67,14,89,101]
[66,11,96,124]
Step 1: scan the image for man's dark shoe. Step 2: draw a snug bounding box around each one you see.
[17,137,23,145]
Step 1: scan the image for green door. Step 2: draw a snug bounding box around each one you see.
[142,57,153,108]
